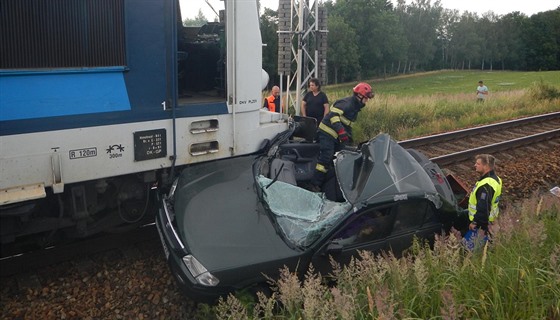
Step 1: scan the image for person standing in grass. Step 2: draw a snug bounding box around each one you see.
[464,154,503,250]
[476,80,489,102]
[301,78,330,128]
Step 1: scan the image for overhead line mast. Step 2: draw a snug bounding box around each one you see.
[277,0,328,115]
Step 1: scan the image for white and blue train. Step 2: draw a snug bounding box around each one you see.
[0,0,287,245]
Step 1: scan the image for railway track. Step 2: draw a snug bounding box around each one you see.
[398,111,560,165]
[2,112,559,281]
[0,224,158,278]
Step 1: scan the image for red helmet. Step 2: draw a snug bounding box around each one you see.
[353,82,374,99]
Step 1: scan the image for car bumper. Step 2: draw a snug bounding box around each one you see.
[154,203,231,301]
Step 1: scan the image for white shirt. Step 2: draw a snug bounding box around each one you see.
[477,85,489,99]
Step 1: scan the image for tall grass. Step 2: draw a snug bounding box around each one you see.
[355,88,560,141]
[319,71,560,141]
[213,194,560,319]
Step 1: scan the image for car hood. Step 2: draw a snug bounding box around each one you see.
[336,134,439,208]
[173,155,300,272]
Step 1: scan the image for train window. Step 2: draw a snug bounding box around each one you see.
[0,0,126,69]
[177,20,226,106]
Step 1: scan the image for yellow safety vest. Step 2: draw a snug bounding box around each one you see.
[468,176,502,222]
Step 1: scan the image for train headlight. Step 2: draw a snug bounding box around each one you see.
[261,69,270,91]
[182,255,219,286]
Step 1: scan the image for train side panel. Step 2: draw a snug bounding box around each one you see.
[0,0,287,243]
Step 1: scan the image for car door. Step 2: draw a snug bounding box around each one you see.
[385,200,440,255]
[311,206,394,275]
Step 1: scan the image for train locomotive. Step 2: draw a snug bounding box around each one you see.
[0,0,287,248]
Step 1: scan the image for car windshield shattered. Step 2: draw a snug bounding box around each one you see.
[257,176,351,248]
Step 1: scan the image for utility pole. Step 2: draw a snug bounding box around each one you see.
[277,0,327,116]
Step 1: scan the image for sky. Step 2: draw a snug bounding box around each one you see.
[180,0,559,20]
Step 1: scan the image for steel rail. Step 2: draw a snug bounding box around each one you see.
[398,111,560,148]
[428,128,560,166]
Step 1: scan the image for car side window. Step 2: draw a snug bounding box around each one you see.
[391,200,429,234]
[332,207,394,247]
[423,201,437,224]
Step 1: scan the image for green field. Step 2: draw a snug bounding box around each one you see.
[325,70,560,98]
[371,70,559,96]
[318,70,560,142]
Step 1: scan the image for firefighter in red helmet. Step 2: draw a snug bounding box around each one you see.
[308,82,374,192]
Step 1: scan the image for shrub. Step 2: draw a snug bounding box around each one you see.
[528,79,560,101]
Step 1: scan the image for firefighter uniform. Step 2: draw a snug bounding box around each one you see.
[311,95,367,187]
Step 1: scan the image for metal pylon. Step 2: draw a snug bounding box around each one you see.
[277,0,327,116]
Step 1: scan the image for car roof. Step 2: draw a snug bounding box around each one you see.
[335,134,439,208]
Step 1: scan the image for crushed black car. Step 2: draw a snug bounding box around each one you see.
[155,118,468,301]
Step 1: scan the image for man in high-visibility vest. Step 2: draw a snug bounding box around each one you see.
[307,82,374,192]
[263,86,282,113]
[464,153,503,249]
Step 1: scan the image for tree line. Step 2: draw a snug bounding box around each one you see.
[185,0,560,84]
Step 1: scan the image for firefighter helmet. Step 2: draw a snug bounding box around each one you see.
[353,82,374,99]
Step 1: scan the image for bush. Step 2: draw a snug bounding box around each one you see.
[528,80,560,101]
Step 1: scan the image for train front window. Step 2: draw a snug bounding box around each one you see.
[177,1,226,107]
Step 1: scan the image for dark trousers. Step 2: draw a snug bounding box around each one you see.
[312,131,342,186]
